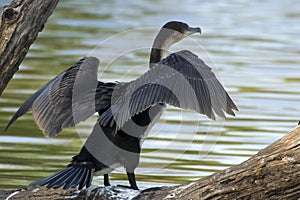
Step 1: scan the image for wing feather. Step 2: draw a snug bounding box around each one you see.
[99,50,237,128]
[5,57,112,137]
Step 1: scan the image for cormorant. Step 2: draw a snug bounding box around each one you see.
[5,21,238,190]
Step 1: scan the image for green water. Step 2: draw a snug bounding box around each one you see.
[0,0,300,190]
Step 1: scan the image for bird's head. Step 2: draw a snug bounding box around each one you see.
[150,21,201,67]
[161,21,201,44]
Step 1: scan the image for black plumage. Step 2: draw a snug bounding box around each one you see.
[6,21,237,190]
[100,50,237,128]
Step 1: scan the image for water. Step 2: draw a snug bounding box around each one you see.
[0,0,300,190]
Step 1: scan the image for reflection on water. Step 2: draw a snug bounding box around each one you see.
[0,0,300,190]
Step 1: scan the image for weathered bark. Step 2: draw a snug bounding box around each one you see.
[0,0,59,96]
[135,125,300,200]
[2,125,300,200]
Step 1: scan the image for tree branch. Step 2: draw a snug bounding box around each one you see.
[0,0,59,96]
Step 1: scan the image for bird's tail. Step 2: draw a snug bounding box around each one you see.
[29,164,94,190]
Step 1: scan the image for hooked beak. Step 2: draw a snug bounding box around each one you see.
[187,27,202,36]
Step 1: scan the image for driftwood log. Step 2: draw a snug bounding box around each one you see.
[0,0,59,95]
[1,125,300,200]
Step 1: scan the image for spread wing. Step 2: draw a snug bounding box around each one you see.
[99,50,238,128]
[5,57,114,137]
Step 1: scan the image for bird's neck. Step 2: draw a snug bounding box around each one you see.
[149,48,164,68]
[149,30,174,68]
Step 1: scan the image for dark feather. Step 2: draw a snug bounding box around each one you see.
[30,165,94,190]
[76,168,93,189]
[29,167,71,187]
[46,167,78,188]
[5,57,115,137]
[62,168,83,189]
[99,50,237,128]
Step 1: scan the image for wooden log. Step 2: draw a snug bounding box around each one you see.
[135,125,300,200]
[0,0,59,96]
[2,125,300,200]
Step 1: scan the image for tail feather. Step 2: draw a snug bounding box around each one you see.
[63,168,85,190]
[30,167,70,187]
[71,168,88,189]
[52,169,75,189]
[47,167,77,189]
[51,168,79,189]
[79,168,91,190]
[85,168,93,188]
[30,166,93,190]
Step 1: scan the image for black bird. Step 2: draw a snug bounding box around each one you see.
[5,21,238,190]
